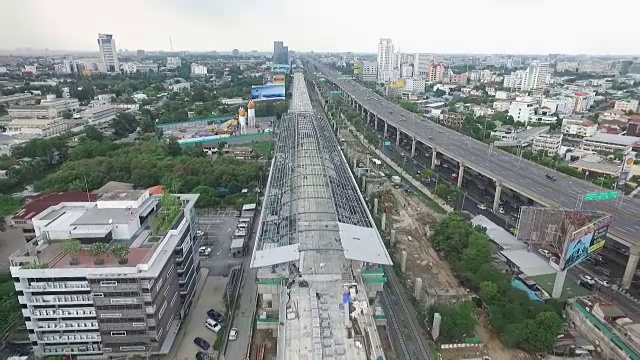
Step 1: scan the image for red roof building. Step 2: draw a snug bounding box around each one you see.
[11,192,97,240]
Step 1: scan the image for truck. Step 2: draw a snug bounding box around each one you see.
[391,176,401,187]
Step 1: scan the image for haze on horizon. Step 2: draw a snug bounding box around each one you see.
[1,0,638,55]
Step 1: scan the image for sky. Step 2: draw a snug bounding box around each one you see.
[1,0,638,55]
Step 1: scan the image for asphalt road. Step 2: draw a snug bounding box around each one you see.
[307,59,640,247]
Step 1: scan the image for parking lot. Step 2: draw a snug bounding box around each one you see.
[197,209,247,276]
[173,275,228,360]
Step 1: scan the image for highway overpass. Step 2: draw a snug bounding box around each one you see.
[306,59,640,289]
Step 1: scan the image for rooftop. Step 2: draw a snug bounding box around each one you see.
[12,192,97,220]
[98,189,147,201]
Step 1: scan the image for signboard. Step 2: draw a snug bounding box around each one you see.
[330,90,341,94]
[353,61,361,75]
[272,74,285,85]
[319,78,326,82]
[337,76,347,80]
[251,85,285,102]
[617,153,635,188]
[562,224,609,270]
[271,64,290,73]
[584,191,618,201]
[384,141,392,146]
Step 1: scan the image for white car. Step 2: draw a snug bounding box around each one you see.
[228,328,238,341]
[477,204,487,210]
[198,247,211,256]
[580,274,595,285]
[196,230,204,236]
[498,207,505,214]
[595,278,610,288]
[537,249,551,258]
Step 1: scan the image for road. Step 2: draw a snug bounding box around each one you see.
[307,59,640,247]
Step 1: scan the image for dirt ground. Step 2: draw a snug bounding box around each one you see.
[475,312,535,360]
[251,329,277,360]
[377,326,398,360]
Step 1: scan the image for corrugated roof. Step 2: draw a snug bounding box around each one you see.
[12,192,97,220]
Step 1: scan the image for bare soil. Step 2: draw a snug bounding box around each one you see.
[377,326,398,360]
[475,312,535,360]
[251,329,277,360]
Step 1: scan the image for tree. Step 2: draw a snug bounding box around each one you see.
[427,301,476,343]
[478,281,501,305]
[63,239,82,265]
[111,112,139,138]
[109,243,130,264]
[0,194,21,217]
[87,243,109,265]
[61,110,73,119]
[434,89,446,97]
[84,125,105,142]
[515,312,564,353]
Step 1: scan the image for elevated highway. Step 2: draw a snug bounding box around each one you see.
[307,59,640,288]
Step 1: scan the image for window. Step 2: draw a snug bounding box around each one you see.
[102,348,112,353]
[157,327,164,340]
[100,313,122,318]
[163,284,170,297]
[166,264,175,278]
[132,322,146,327]
[120,345,145,351]
[100,281,117,286]
[111,331,126,336]
[158,301,167,318]
[170,291,178,307]
[167,314,175,330]
[111,298,137,305]
[93,293,104,297]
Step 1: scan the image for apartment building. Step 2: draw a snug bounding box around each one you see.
[581,133,638,154]
[571,92,595,113]
[360,61,377,83]
[503,70,525,89]
[440,113,464,129]
[562,118,597,137]
[82,105,119,124]
[190,64,208,76]
[532,133,563,155]
[613,99,639,113]
[97,33,119,73]
[428,62,445,83]
[6,118,68,137]
[7,106,58,119]
[521,61,550,92]
[508,97,538,124]
[412,53,432,78]
[377,39,394,83]
[0,93,35,106]
[9,190,200,358]
[166,57,181,69]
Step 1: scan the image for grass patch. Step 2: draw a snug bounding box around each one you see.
[249,141,274,157]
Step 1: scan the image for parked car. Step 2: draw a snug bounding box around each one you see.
[196,351,211,360]
[537,249,551,258]
[205,319,221,333]
[595,278,610,288]
[229,328,238,341]
[498,207,505,214]
[194,337,210,350]
[199,247,212,256]
[207,309,224,323]
[477,203,487,210]
[196,230,205,236]
[579,274,595,285]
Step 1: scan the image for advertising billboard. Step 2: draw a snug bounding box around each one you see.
[353,61,361,75]
[562,224,609,270]
[251,85,285,102]
[272,74,285,85]
[271,64,290,73]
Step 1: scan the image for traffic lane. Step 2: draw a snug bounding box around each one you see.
[319,64,640,219]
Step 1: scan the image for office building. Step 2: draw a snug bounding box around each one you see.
[508,97,538,124]
[6,119,68,137]
[613,99,639,113]
[166,57,181,69]
[0,93,35,106]
[360,61,377,82]
[503,70,525,89]
[7,106,58,119]
[581,133,638,154]
[532,133,563,155]
[190,64,207,76]
[81,105,119,124]
[562,118,598,138]
[521,61,550,92]
[412,53,432,78]
[377,38,394,83]
[273,41,289,64]
[9,190,200,358]
[97,33,119,73]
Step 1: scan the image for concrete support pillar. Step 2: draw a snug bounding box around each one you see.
[396,130,401,147]
[457,164,464,188]
[401,250,407,272]
[384,122,388,139]
[493,180,502,212]
[374,115,379,130]
[552,270,567,299]
[373,198,379,216]
[621,247,639,289]
[381,212,387,231]
[390,230,396,246]
[414,278,423,300]
[353,157,357,170]
[431,147,437,170]
[361,176,366,191]
[411,138,416,157]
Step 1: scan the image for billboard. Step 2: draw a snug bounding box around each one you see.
[389,78,405,89]
[562,224,609,270]
[251,85,285,102]
[272,74,285,85]
[271,64,290,73]
[353,61,361,75]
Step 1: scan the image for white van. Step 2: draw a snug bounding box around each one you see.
[205,319,221,333]
[234,229,246,237]
[238,218,251,224]
[237,223,248,229]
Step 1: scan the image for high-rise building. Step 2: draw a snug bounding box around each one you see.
[166,57,181,69]
[136,49,145,59]
[520,61,550,92]
[9,190,201,358]
[412,53,432,78]
[273,41,289,64]
[97,33,119,73]
[427,62,445,83]
[377,38,394,83]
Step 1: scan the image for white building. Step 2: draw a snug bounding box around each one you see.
[542,97,574,115]
[503,70,525,89]
[82,105,119,124]
[190,64,208,76]
[561,118,597,137]
[6,118,68,137]
[8,106,58,119]
[493,101,511,112]
[361,61,377,82]
[613,99,639,113]
[508,97,538,124]
[490,127,519,142]
[97,33,119,73]
[121,62,158,74]
[401,64,413,78]
[521,61,550,92]
[39,95,80,114]
[166,57,182,69]
[532,133,563,155]
[495,91,510,100]
[581,133,638,154]
[571,91,596,113]
[24,65,37,74]
[412,53,432,78]
[403,78,426,93]
[377,38,394,83]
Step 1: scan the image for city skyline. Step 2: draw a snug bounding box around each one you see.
[1,0,639,55]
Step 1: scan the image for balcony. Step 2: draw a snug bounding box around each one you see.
[39,333,101,343]
[26,281,90,292]
[31,308,96,318]
[42,344,102,355]
[91,282,140,293]
[29,294,93,305]
[35,321,99,331]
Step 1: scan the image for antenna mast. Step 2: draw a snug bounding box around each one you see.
[169,37,174,52]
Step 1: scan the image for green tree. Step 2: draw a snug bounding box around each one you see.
[84,125,105,142]
[478,281,501,305]
[87,242,109,265]
[61,110,73,119]
[0,194,21,217]
[109,243,130,264]
[62,239,83,265]
[427,301,476,343]
[111,112,139,138]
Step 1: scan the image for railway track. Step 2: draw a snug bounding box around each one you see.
[385,266,433,360]
[381,290,411,359]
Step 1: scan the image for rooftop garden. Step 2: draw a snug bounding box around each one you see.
[149,193,182,235]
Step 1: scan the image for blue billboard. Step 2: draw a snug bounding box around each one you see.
[562,224,609,270]
[251,84,285,102]
[271,64,290,73]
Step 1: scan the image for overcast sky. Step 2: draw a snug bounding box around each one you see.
[1,0,638,55]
